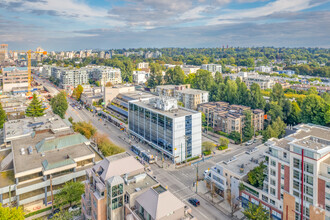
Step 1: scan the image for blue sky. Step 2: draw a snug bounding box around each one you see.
[0,0,329,51]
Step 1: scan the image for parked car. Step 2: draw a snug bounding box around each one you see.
[69,205,80,213]
[245,140,253,146]
[203,170,209,177]
[48,208,60,219]
[253,139,257,143]
[188,198,200,207]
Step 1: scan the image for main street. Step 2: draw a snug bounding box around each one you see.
[37,77,259,219]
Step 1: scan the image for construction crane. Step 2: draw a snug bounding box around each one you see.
[12,50,47,96]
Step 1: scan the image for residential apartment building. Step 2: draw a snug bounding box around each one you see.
[137,62,149,69]
[81,153,194,220]
[198,102,264,135]
[290,84,330,94]
[201,64,222,73]
[0,114,99,213]
[133,71,149,84]
[182,65,200,75]
[255,66,272,73]
[89,66,122,85]
[2,67,29,92]
[128,97,202,163]
[205,144,268,204]
[240,124,330,220]
[60,68,89,88]
[225,72,275,90]
[156,85,209,110]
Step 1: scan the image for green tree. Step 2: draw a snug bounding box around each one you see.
[270,83,285,106]
[229,131,241,144]
[262,117,286,142]
[50,91,68,119]
[267,102,283,121]
[247,162,266,188]
[147,63,163,88]
[202,141,215,152]
[0,203,25,220]
[94,133,125,156]
[192,69,214,91]
[164,66,185,85]
[224,80,238,104]
[52,209,73,220]
[307,87,318,95]
[250,83,266,109]
[26,93,45,117]
[201,112,206,126]
[243,203,270,220]
[243,110,254,141]
[55,181,84,207]
[236,79,250,106]
[301,94,329,125]
[214,71,223,84]
[0,103,6,129]
[219,137,229,148]
[287,101,301,125]
[73,85,83,101]
[73,121,97,139]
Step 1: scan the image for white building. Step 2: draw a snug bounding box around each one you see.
[128,97,202,163]
[255,66,272,73]
[89,66,122,85]
[133,71,149,84]
[182,65,200,75]
[137,62,149,69]
[201,64,222,73]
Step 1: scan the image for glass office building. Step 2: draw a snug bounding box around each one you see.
[128,97,202,163]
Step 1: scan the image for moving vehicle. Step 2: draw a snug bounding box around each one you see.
[188,198,200,207]
[245,140,253,146]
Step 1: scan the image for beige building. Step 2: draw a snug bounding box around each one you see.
[103,85,135,105]
[0,114,99,213]
[2,67,29,92]
[198,102,264,135]
[156,85,209,110]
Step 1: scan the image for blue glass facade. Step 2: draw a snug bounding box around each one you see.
[185,115,192,158]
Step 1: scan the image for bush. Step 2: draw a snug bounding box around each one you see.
[187,156,199,162]
[203,150,211,156]
[216,131,229,137]
[94,133,125,156]
[73,121,97,139]
[218,145,228,151]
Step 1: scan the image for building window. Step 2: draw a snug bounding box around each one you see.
[326,193,330,200]
[271,160,276,167]
[293,158,300,169]
[304,162,313,174]
[293,180,300,191]
[270,179,276,186]
[270,188,276,196]
[326,182,330,189]
[281,165,284,170]
[304,175,313,186]
[281,174,284,180]
[304,186,313,197]
[293,190,300,198]
[283,152,287,159]
[270,199,275,206]
[270,169,276,176]
[326,205,330,212]
[262,195,268,202]
[293,170,300,180]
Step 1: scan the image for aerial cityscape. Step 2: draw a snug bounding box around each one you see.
[0,1,330,220]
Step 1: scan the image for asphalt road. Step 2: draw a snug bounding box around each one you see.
[37,77,260,220]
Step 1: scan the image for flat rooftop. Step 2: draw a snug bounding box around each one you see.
[119,91,156,101]
[12,130,94,176]
[271,124,330,151]
[132,100,198,118]
[4,113,70,142]
[177,88,208,95]
[219,144,268,177]
[125,174,158,195]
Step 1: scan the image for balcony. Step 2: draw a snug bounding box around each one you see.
[82,204,92,220]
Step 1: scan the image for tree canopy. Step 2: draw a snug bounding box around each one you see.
[73,85,83,101]
[55,181,84,207]
[0,203,25,220]
[243,203,270,220]
[0,103,6,129]
[26,93,45,117]
[50,91,68,119]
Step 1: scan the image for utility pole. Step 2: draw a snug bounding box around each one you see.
[50,175,54,212]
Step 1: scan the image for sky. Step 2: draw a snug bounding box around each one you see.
[0,0,329,51]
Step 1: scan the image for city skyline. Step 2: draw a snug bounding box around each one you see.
[0,0,329,51]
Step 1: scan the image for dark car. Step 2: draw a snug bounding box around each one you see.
[188,198,200,207]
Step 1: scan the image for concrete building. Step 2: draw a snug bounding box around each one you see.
[205,144,268,201]
[60,68,89,88]
[0,44,8,61]
[103,85,135,105]
[156,85,209,110]
[182,65,200,75]
[233,72,275,90]
[0,114,99,213]
[133,71,149,84]
[128,97,202,163]
[137,62,149,69]
[290,84,330,94]
[201,64,222,73]
[89,66,122,86]
[108,91,156,119]
[255,66,272,73]
[2,67,29,92]
[198,102,264,135]
[240,124,330,220]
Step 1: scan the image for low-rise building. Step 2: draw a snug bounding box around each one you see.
[137,62,149,69]
[198,102,264,135]
[103,85,135,105]
[133,71,149,84]
[2,67,28,92]
[128,97,202,163]
[255,66,272,73]
[156,85,208,110]
[290,84,330,94]
[89,66,122,86]
[201,64,222,73]
[182,65,200,75]
[0,114,99,213]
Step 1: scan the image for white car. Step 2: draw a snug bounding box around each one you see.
[68,205,80,213]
